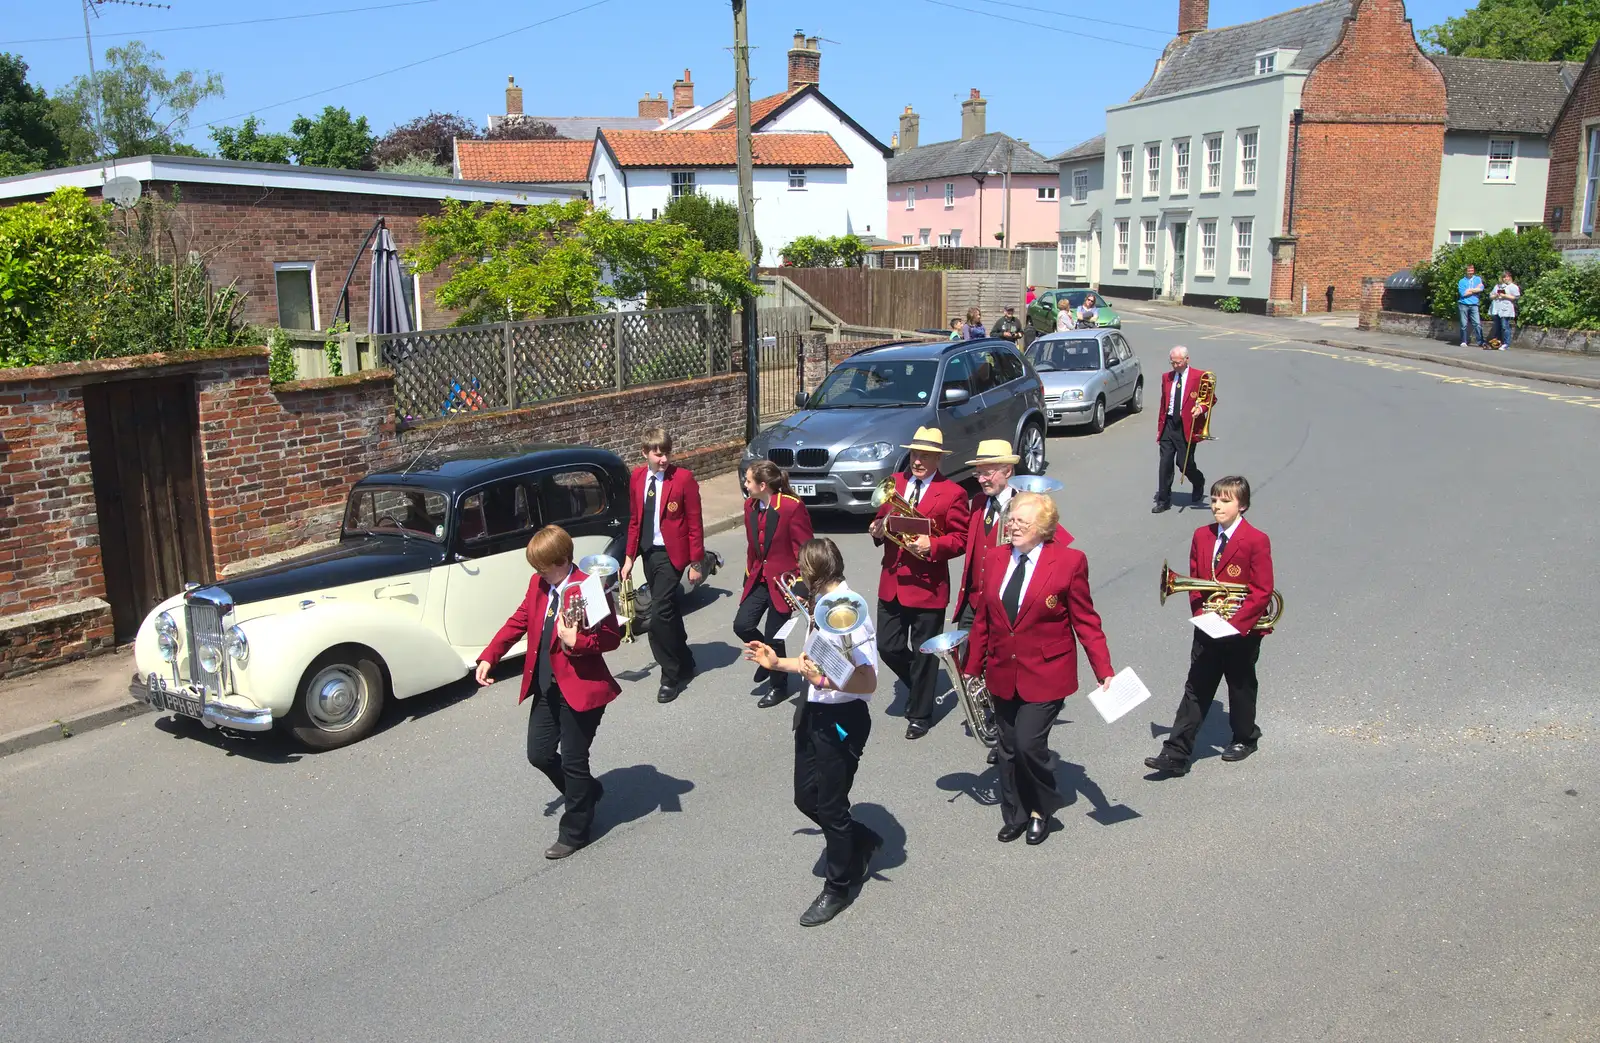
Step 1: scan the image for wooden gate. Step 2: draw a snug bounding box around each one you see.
[756,306,807,423]
[83,378,213,640]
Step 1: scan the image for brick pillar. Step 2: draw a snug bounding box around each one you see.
[1267,236,1298,316]
[1357,276,1384,329]
[800,332,829,393]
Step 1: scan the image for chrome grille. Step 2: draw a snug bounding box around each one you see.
[766,448,795,468]
[796,448,829,469]
[185,598,225,695]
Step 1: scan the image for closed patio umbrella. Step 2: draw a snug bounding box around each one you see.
[369,225,414,335]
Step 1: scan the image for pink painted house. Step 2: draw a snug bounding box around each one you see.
[887,90,1061,249]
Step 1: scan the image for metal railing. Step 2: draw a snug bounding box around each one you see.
[755,306,808,423]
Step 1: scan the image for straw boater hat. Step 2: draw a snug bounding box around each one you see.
[967,438,1020,466]
[899,426,950,453]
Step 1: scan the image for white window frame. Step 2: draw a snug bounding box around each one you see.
[944,182,955,208]
[894,253,919,269]
[1113,218,1130,270]
[596,173,606,208]
[1236,128,1259,190]
[1197,219,1217,275]
[1117,147,1133,199]
[1145,143,1162,196]
[950,229,962,247]
[1486,139,1516,183]
[901,234,914,245]
[1072,168,1090,203]
[1255,51,1276,75]
[1059,233,1079,276]
[1140,218,1158,270]
[1036,185,1057,201]
[939,233,953,248]
[670,170,696,198]
[1448,229,1484,245]
[789,167,807,189]
[1232,218,1254,277]
[1203,134,1223,192]
[273,261,320,331]
[919,227,931,245]
[1172,139,1191,195]
[1585,127,1600,235]
[906,186,916,210]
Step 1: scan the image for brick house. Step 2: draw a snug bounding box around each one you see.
[1542,38,1600,245]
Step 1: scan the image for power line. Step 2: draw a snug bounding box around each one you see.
[0,0,442,46]
[917,0,1164,51]
[964,0,1171,36]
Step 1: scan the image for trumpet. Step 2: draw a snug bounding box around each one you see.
[920,629,998,747]
[1158,559,1284,632]
[871,478,941,558]
[777,570,811,624]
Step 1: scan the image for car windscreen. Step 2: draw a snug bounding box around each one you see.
[1064,290,1106,309]
[806,359,938,408]
[343,486,449,541]
[1026,339,1102,372]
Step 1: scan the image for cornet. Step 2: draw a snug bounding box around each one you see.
[569,554,622,630]
[1158,559,1283,632]
[777,570,811,625]
[871,478,940,558]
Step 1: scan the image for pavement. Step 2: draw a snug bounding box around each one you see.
[1,317,1595,1042]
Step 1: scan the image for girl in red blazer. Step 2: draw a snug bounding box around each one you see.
[967,492,1114,847]
[735,460,814,708]
[477,525,623,860]
[1146,475,1274,776]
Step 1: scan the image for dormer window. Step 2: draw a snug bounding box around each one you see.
[1253,48,1297,76]
[1256,52,1275,75]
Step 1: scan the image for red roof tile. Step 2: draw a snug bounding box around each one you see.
[600,130,851,168]
[455,139,594,183]
[710,88,803,129]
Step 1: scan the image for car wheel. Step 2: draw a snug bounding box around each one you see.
[1129,378,1144,414]
[1016,421,1046,475]
[1089,397,1106,434]
[288,648,386,750]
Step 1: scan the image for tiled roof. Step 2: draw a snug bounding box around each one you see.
[1049,134,1105,163]
[599,129,851,167]
[887,132,1057,182]
[1429,56,1576,134]
[455,139,594,183]
[485,114,662,137]
[1133,0,1353,100]
[711,88,804,129]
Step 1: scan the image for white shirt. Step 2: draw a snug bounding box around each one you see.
[996,542,1044,608]
[645,468,666,547]
[1056,308,1075,332]
[1489,282,1521,317]
[982,486,1013,527]
[1169,367,1187,413]
[1212,517,1243,578]
[806,581,878,705]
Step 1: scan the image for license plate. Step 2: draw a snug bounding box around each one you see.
[791,482,817,497]
[147,674,204,720]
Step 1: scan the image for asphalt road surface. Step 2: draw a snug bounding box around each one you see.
[3,314,1597,1043]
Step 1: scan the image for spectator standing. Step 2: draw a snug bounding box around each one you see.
[949,317,965,341]
[963,307,987,340]
[1025,285,1037,306]
[1457,264,1485,348]
[993,305,1024,344]
[1487,271,1520,350]
[1076,293,1101,328]
[1055,300,1076,332]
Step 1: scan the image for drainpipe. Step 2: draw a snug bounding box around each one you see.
[1287,109,1303,234]
[973,174,986,245]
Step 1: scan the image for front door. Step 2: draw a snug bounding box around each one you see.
[1169,223,1188,299]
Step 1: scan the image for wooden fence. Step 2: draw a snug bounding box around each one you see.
[760,268,944,331]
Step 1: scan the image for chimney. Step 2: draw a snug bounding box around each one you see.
[960,88,986,141]
[672,69,695,115]
[787,31,821,91]
[1177,0,1208,39]
[639,92,669,119]
[505,75,523,116]
[898,104,920,153]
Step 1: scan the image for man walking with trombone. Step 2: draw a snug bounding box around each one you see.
[1153,346,1212,514]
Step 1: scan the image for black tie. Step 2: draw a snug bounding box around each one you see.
[640,474,658,550]
[1170,373,1183,417]
[534,586,559,695]
[909,478,924,507]
[984,497,998,532]
[1213,530,1229,577]
[1001,553,1028,624]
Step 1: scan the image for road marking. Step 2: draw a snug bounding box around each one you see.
[1199,329,1244,340]
[1250,344,1600,410]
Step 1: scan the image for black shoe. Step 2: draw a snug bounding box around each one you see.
[997,822,1027,843]
[757,687,788,709]
[799,889,852,927]
[657,683,683,704]
[985,747,999,765]
[1152,502,1171,514]
[1143,754,1190,776]
[1220,741,1257,762]
[1192,490,1208,506]
[1025,816,1052,845]
[905,720,930,740]
[544,838,587,860]
[753,666,771,685]
[853,825,884,884]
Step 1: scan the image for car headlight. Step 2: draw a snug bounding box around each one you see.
[197,642,222,674]
[837,441,893,463]
[1068,388,1085,401]
[226,625,249,666]
[157,632,179,663]
[156,611,178,638]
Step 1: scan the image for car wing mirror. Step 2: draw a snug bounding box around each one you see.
[941,386,971,406]
[794,390,809,408]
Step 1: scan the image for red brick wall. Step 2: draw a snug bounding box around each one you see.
[1357,275,1385,328]
[1544,45,1600,234]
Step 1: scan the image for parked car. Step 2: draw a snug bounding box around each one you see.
[742,338,1047,514]
[1026,329,1144,434]
[1026,289,1123,334]
[129,445,633,750]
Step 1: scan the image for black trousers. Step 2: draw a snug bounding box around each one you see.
[733,583,791,694]
[876,599,944,724]
[526,684,607,845]
[955,603,975,631]
[1156,414,1205,506]
[1161,630,1264,763]
[794,698,873,895]
[644,547,695,686]
[993,696,1065,827]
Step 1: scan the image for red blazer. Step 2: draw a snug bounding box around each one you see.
[1191,518,1275,636]
[952,490,1070,620]
[1156,366,1214,443]
[966,538,1113,702]
[741,492,813,605]
[478,568,623,711]
[873,471,970,611]
[625,464,705,571]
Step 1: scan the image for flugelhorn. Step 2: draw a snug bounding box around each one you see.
[1158,559,1283,632]
[871,478,940,558]
[920,629,998,747]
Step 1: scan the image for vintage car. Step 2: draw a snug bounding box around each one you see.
[129,445,633,750]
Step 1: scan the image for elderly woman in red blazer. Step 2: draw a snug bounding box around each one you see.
[735,460,814,708]
[967,492,1114,847]
[477,525,622,860]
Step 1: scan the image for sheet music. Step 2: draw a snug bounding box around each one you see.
[1190,611,1239,639]
[1087,667,1154,724]
[803,629,857,687]
[774,611,808,656]
[578,574,610,627]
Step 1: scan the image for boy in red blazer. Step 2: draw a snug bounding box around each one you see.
[622,427,705,703]
[869,426,970,740]
[967,492,1114,846]
[1153,345,1212,513]
[1146,475,1274,776]
[735,460,814,708]
[476,525,623,860]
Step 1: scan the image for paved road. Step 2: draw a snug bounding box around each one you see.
[3,317,1597,1043]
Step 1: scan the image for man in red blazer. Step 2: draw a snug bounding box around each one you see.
[1154,345,1213,513]
[477,525,623,860]
[734,460,814,708]
[967,492,1114,846]
[622,427,705,703]
[1146,475,1275,777]
[869,426,971,739]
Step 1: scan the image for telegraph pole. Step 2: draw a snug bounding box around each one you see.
[732,0,760,443]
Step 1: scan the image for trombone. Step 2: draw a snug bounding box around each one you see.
[871,478,941,558]
[1158,559,1283,632]
[1180,371,1217,481]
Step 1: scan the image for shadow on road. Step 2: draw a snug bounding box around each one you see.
[935,764,1001,807]
[801,802,908,883]
[1053,753,1140,825]
[593,763,695,840]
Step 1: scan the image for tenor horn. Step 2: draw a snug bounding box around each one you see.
[1158,559,1284,632]
[871,478,940,558]
[920,629,999,747]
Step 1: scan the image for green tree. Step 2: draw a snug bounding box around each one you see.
[373,111,479,168]
[289,106,375,169]
[1411,225,1562,320]
[780,233,866,267]
[0,187,108,361]
[0,53,67,175]
[1421,0,1600,60]
[485,117,558,141]
[52,41,222,161]
[210,116,295,163]
[377,153,453,177]
[661,193,754,255]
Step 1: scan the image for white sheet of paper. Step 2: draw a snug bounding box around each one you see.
[1190,611,1239,639]
[803,629,857,687]
[578,575,610,628]
[1087,666,1154,724]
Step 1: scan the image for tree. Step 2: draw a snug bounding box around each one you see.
[52,41,222,161]
[0,187,108,362]
[661,193,754,255]
[0,54,66,175]
[780,233,866,267]
[289,106,375,169]
[210,116,294,164]
[378,154,453,177]
[373,111,479,169]
[1421,0,1600,60]
[485,117,559,141]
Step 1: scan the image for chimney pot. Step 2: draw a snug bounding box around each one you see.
[672,68,695,116]
[1177,0,1209,39]
[505,75,523,116]
[787,31,821,91]
[960,89,987,141]
[897,104,920,154]
[638,90,669,119]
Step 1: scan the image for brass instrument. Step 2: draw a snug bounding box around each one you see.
[813,590,870,653]
[560,586,587,628]
[777,570,811,626]
[993,474,1063,545]
[1158,559,1284,632]
[920,629,998,747]
[618,570,638,642]
[574,554,621,631]
[871,477,941,558]
[1179,370,1217,481]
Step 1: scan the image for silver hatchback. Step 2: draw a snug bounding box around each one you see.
[1026,328,1144,434]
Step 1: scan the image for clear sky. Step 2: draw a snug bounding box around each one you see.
[4,0,1467,161]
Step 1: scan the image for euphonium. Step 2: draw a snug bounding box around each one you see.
[871,477,940,558]
[919,629,998,748]
[1158,560,1284,632]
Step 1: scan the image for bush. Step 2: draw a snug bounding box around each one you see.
[0,187,108,361]
[1411,226,1561,320]
[780,234,865,267]
[1217,296,1242,313]
[1518,261,1600,330]
[267,327,297,383]
[324,318,348,376]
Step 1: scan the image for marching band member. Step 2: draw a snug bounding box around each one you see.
[1145,476,1274,776]
[869,427,971,740]
[622,427,705,704]
[967,493,1114,846]
[952,440,1021,632]
[1153,346,1212,514]
[476,525,623,860]
[744,538,883,927]
[735,460,814,708]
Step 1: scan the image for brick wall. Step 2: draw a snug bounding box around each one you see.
[1357,276,1384,329]
[1544,46,1600,234]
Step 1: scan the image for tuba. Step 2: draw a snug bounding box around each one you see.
[920,629,998,747]
[871,478,941,558]
[1158,559,1283,632]
[994,474,1063,545]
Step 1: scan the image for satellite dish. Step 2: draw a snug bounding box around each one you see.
[103,176,142,210]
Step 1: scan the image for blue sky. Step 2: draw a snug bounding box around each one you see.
[5,0,1468,161]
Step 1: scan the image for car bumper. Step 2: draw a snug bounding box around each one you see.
[1044,401,1097,426]
[787,469,889,514]
[130,672,275,732]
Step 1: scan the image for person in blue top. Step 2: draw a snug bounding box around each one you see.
[1457,264,1486,348]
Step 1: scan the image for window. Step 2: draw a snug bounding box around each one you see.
[893,253,919,269]
[1515,222,1542,234]
[1059,233,1079,276]
[1173,139,1190,194]
[789,168,807,189]
[995,346,1025,384]
[939,233,953,248]
[918,227,931,245]
[1233,218,1254,276]
[1114,218,1130,269]
[906,186,916,210]
[944,182,955,207]
[1037,186,1058,201]
[1198,219,1217,275]
[1448,230,1483,245]
[1072,168,1089,202]
[670,170,696,198]
[1486,139,1515,182]
[1237,129,1258,189]
[539,469,608,526]
[1585,128,1600,235]
[940,353,971,397]
[950,229,962,247]
[456,478,540,552]
[1256,52,1276,75]
[1145,143,1161,195]
[1204,134,1222,191]
[1117,147,1133,198]
[273,262,318,330]
[901,234,914,245]
[966,349,1001,394]
[1141,218,1158,269]
[596,173,606,207]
